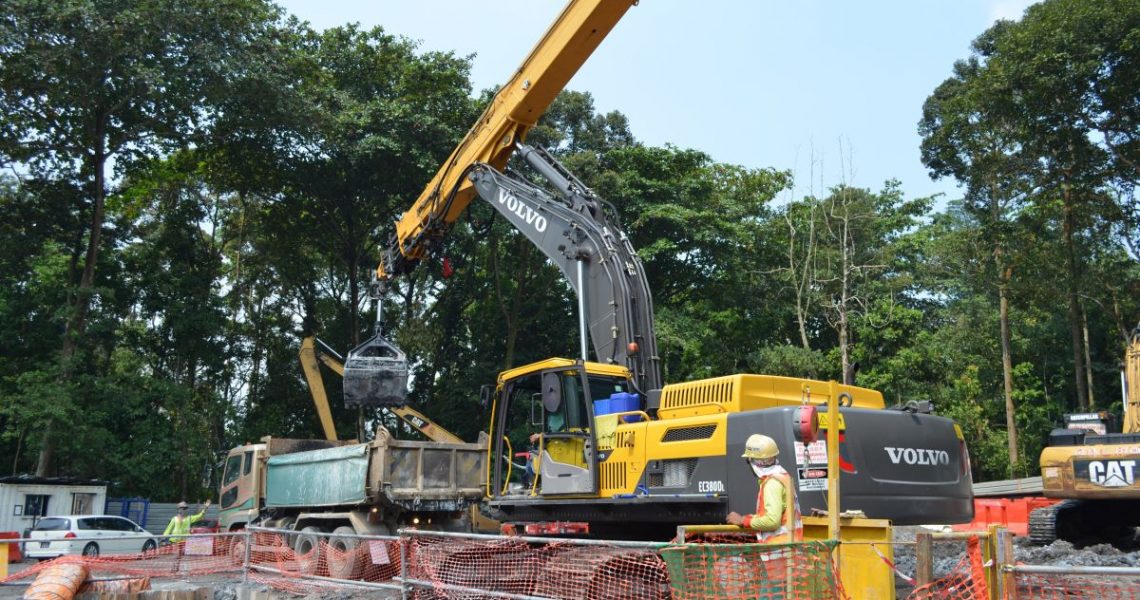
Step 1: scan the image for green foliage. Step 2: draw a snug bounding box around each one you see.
[0,0,1137,501]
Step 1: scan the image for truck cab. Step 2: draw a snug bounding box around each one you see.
[218,442,263,531]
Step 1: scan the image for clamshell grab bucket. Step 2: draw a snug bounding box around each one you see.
[343,335,409,407]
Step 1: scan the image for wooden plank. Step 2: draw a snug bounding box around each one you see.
[915,531,933,597]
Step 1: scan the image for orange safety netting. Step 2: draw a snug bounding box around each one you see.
[659,537,844,600]
[1013,572,1140,599]
[242,530,403,595]
[905,536,988,600]
[1,533,245,584]
[405,534,670,599]
[18,528,1037,599]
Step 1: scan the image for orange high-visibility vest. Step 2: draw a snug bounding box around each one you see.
[744,471,803,544]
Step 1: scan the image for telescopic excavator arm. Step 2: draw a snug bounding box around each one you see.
[375,0,637,283]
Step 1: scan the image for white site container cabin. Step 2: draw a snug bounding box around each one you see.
[0,475,108,535]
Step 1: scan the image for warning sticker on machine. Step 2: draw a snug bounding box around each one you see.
[794,440,828,465]
[797,467,829,491]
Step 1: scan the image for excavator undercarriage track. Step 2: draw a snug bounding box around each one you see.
[1029,499,1140,549]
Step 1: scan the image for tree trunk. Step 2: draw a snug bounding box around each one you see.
[1062,184,1089,409]
[998,273,1018,467]
[37,119,108,476]
[350,256,361,345]
[839,211,851,385]
[786,209,815,353]
[1082,307,1095,409]
[11,426,25,476]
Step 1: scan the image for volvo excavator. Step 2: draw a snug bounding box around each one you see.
[340,0,974,538]
[1030,324,1140,546]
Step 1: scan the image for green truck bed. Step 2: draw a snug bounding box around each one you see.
[265,431,486,509]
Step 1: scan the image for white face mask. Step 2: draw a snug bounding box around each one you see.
[750,461,781,479]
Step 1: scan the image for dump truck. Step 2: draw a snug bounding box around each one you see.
[1029,324,1140,546]
[217,339,489,556]
[216,433,486,570]
[336,0,974,539]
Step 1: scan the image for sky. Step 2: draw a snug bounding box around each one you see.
[274,0,1039,205]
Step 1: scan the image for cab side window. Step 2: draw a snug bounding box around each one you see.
[222,454,243,487]
[557,371,589,430]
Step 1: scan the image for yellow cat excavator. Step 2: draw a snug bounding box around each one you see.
[1031,324,1140,546]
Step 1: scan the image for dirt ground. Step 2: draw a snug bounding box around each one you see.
[891,525,1140,597]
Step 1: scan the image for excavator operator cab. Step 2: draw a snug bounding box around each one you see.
[342,335,409,407]
[490,358,634,498]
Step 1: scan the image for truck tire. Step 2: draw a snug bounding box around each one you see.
[293,526,324,576]
[326,526,361,580]
[229,537,247,567]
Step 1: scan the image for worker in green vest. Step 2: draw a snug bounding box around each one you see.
[164,499,210,543]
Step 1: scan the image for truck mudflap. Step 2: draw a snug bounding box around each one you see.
[720,407,973,525]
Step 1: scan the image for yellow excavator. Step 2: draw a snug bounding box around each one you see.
[339,0,974,538]
[1031,324,1140,546]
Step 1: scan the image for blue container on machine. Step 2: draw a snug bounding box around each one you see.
[593,397,613,416]
[609,392,641,421]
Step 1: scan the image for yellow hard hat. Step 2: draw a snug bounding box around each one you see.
[741,434,779,459]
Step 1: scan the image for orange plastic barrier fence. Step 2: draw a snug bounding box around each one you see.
[15,528,1090,599]
[0,531,22,562]
[0,533,245,586]
[1013,572,1140,599]
[954,497,1061,537]
[242,530,403,595]
[906,536,988,600]
[406,534,669,599]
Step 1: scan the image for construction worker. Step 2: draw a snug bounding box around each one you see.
[164,499,210,543]
[726,434,802,596]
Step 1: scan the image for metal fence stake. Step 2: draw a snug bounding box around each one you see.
[242,531,252,585]
[400,535,408,600]
[997,527,1015,600]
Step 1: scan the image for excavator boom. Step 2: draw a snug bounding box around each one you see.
[377,0,638,282]
[467,143,661,392]
[345,0,639,406]
[299,337,339,441]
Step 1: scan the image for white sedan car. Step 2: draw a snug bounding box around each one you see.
[26,515,157,559]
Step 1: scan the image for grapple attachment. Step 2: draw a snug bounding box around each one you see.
[343,335,409,407]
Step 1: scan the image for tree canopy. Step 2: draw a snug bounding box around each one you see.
[0,0,1137,499]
